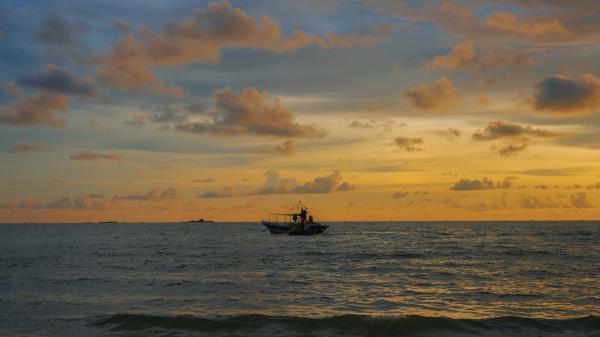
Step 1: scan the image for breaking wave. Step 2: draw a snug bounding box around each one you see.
[92,313,600,336]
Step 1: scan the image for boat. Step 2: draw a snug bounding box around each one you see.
[261,202,328,235]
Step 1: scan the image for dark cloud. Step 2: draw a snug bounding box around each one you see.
[257,140,295,155]
[148,106,188,123]
[394,136,423,152]
[349,120,374,128]
[198,188,234,198]
[114,188,176,201]
[124,115,146,127]
[176,87,323,137]
[335,181,355,191]
[8,188,182,210]
[514,167,595,176]
[2,65,97,128]
[111,19,130,33]
[14,194,116,210]
[185,103,207,114]
[450,177,512,191]
[392,191,409,198]
[193,178,215,183]
[518,195,562,209]
[473,121,561,141]
[45,197,72,209]
[293,172,347,193]
[72,194,115,210]
[436,128,461,140]
[495,142,529,156]
[72,195,111,210]
[7,143,48,154]
[530,74,600,114]
[70,151,121,161]
[256,171,298,194]
[446,128,461,138]
[12,190,175,210]
[127,103,208,128]
[36,14,89,45]
[349,119,398,131]
[427,41,532,72]
[570,192,593,208]
[473,121,562,156]
[15,198,43,209]
[17,65,97,97]
[405,77,460,110]
[256,171,353,194]
[0,93,68,127]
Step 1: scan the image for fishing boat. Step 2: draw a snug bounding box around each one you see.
[261,202,328,235]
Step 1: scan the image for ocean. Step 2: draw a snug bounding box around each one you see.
[1,221,599,336]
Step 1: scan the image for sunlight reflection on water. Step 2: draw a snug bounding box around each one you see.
[1,221,599,336]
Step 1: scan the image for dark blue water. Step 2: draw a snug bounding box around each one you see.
[1,222,599,336]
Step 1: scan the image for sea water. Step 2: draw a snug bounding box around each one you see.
[1,221,599,336]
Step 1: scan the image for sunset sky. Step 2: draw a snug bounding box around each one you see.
[1,0,600,222]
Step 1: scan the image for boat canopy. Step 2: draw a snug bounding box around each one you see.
[265,202,319,224]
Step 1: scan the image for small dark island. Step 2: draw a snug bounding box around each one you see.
[184,219,214,223]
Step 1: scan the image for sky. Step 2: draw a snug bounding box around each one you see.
[1,0,600,222]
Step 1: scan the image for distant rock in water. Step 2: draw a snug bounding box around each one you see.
[184,218,213,223]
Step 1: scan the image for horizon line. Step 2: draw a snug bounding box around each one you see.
[2,219,600,225]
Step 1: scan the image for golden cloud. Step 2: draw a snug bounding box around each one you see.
[176,87,323,137]
[405,77,460,110]
[0,92,68,128]
[426,41,532,71]
[97,1,377,95]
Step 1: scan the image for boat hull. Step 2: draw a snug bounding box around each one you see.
[261,221,290,234]
[289,223,329,235]
[262,221,328,235]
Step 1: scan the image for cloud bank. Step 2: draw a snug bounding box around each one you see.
[176,87,322,137]
[427,41,532,72]
[450,177,512,191]
[17,65,97,97]
[257,171,354,194]
[97,1,376,95]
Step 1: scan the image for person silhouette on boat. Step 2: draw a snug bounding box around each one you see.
[300,208,307,224]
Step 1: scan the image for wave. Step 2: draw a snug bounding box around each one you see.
[92,313,600,336]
